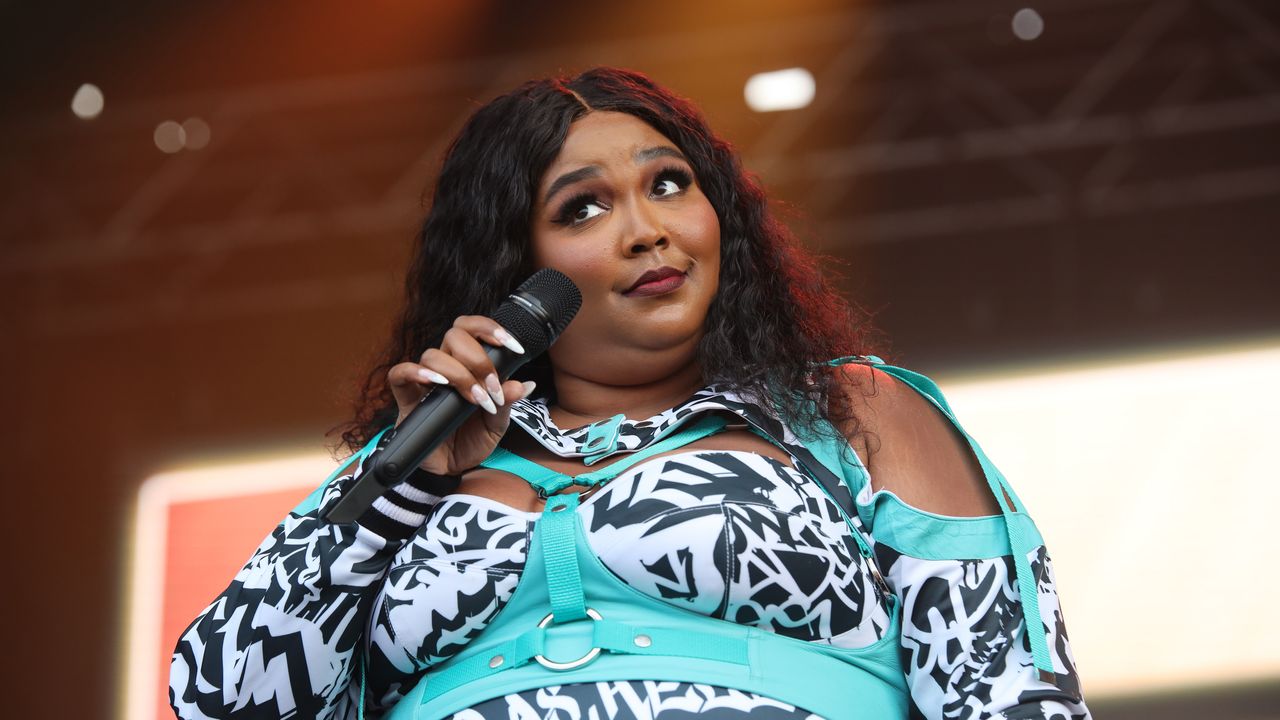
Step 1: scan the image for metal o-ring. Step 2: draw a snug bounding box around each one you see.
[534,607,603,670]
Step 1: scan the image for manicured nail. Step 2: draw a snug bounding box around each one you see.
[520,381,537,399]
[418,368,449,385]
[470,384,498,415]
[494,327,525,355]
[484,373,505,407]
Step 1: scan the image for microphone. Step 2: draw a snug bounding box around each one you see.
[324,268,582,523]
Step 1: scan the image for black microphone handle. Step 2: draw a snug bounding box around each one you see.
[372,342,525,484]
[322,342,525,524]
[323,267,580,524]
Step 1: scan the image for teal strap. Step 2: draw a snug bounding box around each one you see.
[482,415,731,631]
[1006,516,1051,673]
[573,415,728,486]
[421,619,750,702]
[870,362,1055,678]
[866,496,1042,560]
[826,354,885,366]
[422,631,547,700]
[358,651,367,720]
[592,621,748,663]
[480,415,730,498]
[478,446,571,492]
[582,413,626,463]
[541,493,586,622]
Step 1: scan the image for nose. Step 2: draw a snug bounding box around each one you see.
[620,199,668,256]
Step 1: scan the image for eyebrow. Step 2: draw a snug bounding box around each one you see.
[633,145,685,164]
[543,166,601,207]
[542,145,688,206]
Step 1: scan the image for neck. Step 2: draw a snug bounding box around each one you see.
[549,361,706,426]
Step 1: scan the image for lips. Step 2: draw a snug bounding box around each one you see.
[624,266,685,294]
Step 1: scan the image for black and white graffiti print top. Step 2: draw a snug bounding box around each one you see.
[362,388,890,719]
[170,384,1091,720]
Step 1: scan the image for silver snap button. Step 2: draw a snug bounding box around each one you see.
[633,634,652,648]
[489,655,504,669]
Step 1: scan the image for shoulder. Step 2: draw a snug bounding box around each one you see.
[830,361,1001,517]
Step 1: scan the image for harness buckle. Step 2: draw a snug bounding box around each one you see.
[534,607,603,670]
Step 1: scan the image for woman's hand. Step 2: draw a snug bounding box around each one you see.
[385,316,535,476]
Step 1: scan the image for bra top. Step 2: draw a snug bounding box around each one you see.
[364,390,892,707]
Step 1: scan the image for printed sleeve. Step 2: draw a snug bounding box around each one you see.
[849,362,1091,719]
[867,518,1089,719]
[168,447,443,720]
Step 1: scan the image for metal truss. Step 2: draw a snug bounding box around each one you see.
[2,0,1276,336]
[761,0,1280,243]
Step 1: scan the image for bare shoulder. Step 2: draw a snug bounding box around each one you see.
[831,362,1001,517]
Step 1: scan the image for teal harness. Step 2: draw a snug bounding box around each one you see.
[380,412,907,719]
[348,356,1055,717]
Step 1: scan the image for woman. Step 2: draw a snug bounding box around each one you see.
[170,67,1090,719]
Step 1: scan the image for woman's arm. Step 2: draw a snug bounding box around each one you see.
[837,363,1089,719]
[170,315,533,719]
[168,446,455,720]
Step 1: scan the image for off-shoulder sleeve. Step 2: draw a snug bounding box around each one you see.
[864,507,1088,718]
[839,360,1091,719]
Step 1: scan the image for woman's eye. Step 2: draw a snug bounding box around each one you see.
[554,193,610,226]
[652,168,692,198]
[654,179,682,196]
[573,201,607,223]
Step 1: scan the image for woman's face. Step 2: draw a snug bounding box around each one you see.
[530,111,721,384]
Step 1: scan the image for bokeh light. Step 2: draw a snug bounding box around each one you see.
[153,120,186,154]
[71,83,105,119]
[181,117,211,150]
[744,68,816,113]
[1012,8,1045,41]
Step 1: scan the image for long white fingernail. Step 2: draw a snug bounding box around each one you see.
[494,327,525,355]
[521,381,537,399]
[471,384,498,415]
[418,368,449,385]
[484,374,505,407]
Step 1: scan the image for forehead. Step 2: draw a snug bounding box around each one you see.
[544,111,677,176]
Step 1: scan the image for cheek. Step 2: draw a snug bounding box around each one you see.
[682,200,722,283]
[684,199,721,254]
[530,235,616,305]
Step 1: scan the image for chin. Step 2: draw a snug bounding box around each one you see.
[623,302,708,345]
[629,324,706,354]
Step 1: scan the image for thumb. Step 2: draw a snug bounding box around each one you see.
[480,380,536,435]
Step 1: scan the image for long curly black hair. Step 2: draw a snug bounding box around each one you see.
[337,67,882,454]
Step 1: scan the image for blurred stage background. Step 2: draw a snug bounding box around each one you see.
[1,1,1278,718]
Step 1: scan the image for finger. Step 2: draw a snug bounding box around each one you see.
[452,315,526,355]
[503,380,536,405]
[386,361,448,409]
[418,348,496,415]
[480,380,537,435]
[440,327,505,412]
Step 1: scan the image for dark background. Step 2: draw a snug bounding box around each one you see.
[2,1,1277,717]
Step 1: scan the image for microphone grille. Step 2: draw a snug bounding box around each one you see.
[518,268,582,337]
[492,269,582,356]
